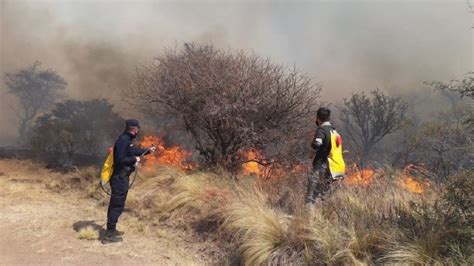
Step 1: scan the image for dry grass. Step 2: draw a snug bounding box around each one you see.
[5,158,469,265]
[139,166,472,265]
[0,159,210,265]
[78,226,99,240]
[151,170,233,223]
[223,185,290,266]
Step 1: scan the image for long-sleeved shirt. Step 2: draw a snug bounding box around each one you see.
[311,121,333,165]
[112,131,149,175]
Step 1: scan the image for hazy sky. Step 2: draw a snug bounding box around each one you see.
[0,0,472,142]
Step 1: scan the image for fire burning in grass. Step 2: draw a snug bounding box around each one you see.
[240,149,296,180]
[344,165,375,186]
[241,149,265,176]
[343,164,429,194]
[137,139,274,177]
[399,175,425,194]
[137,136,429,194]
[137,138,304,179]
[398,165,430,194]
[139,136,194,172]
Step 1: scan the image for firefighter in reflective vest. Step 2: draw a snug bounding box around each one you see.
[305,107,346,205]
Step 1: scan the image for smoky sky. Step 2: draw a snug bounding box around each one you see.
[0,0,472,143]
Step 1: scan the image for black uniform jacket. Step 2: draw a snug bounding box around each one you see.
[112,132,149,176]
[311,123,335,165]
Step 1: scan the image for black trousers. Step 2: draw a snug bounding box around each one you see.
[106,173,129,231]
[305,161,331,204]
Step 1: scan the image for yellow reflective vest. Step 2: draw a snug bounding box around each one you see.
[328,129,346,178]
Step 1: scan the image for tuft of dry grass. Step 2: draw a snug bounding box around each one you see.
[159,174,203,214]
[223,185,290,266]
[35,158,468,265]
[78,226,99,240]
[155,171,233,221]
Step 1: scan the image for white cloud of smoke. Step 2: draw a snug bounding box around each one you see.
[0,0,471,143]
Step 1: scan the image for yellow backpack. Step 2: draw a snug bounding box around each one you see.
[328,129,346,178]
[100,148,114,186]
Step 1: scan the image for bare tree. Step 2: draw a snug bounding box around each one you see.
[414,74,474,179]
[128,43,319,171]
[390,117,422,167]
[339,89,408,165]
[4,62,66,145]
[416,119,472,181]
[426,73,474,127]
[426,72,474,100]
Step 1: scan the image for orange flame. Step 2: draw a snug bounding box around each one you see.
[399,175,425,194]
[343,165,375,186]
[342,164,428,194]
[397,165,429,194]
[241,149,264,176]
[139,136,193,172]
[137,135,430,195]
[240,149,307,180]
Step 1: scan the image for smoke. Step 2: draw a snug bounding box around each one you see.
[0,0,471,144]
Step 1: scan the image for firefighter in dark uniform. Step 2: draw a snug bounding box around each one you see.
[105,119,156,243]
[305,107,339,205]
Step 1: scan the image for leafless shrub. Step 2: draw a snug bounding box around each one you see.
[129,43,319,171]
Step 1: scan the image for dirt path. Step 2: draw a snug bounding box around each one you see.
[0,159,202,265]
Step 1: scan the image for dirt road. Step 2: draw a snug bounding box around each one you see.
[0,159,202,265]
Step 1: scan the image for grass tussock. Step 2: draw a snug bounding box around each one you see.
[9,153,469,264]
[142,167,473,265]
[53,158,472,265]
[149,170,233,225]
[223,185,290,266]
[78,226,99,240]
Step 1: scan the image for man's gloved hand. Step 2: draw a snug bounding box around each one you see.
[134,156,141,167]
[149,146,157,153]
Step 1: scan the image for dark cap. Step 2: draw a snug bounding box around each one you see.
[125,119,140,128]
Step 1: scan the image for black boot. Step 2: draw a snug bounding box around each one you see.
[103,230,123,243]
[112,229,125,236]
